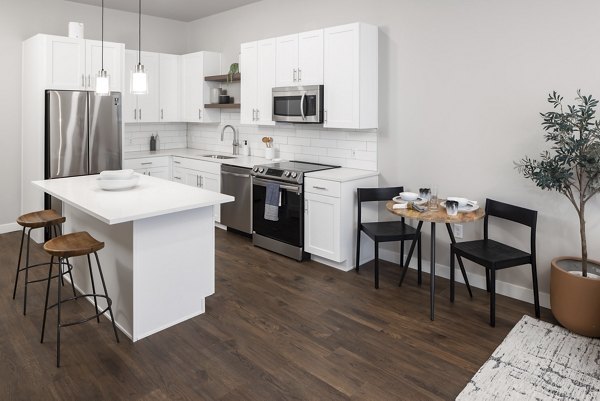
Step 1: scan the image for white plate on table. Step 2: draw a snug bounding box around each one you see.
[440,200,479,213]
[392,196,427,206]
[97,175,139,191]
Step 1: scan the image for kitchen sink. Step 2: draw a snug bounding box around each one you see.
[199,154,237,159]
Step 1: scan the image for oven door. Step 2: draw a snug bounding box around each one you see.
[272,85,323,123]
[252,177,303,247]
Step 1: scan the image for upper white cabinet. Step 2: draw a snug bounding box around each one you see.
[275,30,323,87]
[44,34,124,91]
[159,54,181,122]
[182,51,221,123]
[86,40,123,92]
[240,39,276,125]
[123,51,160,123]
[323,23,378,129]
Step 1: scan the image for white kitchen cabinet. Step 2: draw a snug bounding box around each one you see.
[159,53,181,122]
[171,157,221,222]
[275,34,298,87]
[241,39,276,125]
[43,34,124,91]
[86,40,123,92]
[305,191,341,261]
[275,30,323,87]
[181,52,221,123]
[123,156,170,179]
[304,173,378,271]
[124,50,160,123]
[323,23,378,129]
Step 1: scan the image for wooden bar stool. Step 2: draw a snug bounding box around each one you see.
[41,231,120,367]
[13,210,76,315]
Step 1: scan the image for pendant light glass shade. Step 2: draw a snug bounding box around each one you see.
[131,64,148,94]
[131,0,148,95]
[95,0,110,95]
[95,69,110,95]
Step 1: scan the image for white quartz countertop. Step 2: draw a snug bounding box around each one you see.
[305,168,379,182]
[33,174,234,225]
[124,149,270,169]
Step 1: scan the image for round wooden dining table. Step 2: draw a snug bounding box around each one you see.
[386,200,485,320]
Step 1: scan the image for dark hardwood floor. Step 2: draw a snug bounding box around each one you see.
[0,228,552,400]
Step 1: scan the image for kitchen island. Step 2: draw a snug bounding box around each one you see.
[33,174,234,341]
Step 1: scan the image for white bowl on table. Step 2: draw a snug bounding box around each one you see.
[399,191,419,201]
[97,174,139,191]
[99,169,135,180]
[447,197,469,207]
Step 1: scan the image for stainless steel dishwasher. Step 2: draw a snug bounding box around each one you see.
[220,164,252,234]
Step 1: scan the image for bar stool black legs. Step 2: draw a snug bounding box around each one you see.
[13,211,73,315]
[41,232,119,367]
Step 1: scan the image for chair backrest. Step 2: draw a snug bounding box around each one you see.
[484,198,538,255]
[357,186,404,224]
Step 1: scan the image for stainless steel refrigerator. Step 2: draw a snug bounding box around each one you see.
[44,90,122,218]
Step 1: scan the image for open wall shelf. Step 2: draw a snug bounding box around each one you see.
[204,73,241,82]
[204,103,240,109]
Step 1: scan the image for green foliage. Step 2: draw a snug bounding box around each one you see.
[227,63,239,84]
[516,91,600,275]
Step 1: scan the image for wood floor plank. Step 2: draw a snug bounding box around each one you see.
[0,229,554,400]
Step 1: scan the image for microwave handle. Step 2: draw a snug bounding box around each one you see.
[300,93,305,120]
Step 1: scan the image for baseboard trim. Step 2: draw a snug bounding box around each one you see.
[378,248,550,309]
[0,222,20,234]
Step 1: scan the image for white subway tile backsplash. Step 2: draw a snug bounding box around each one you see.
[184,114,378,170]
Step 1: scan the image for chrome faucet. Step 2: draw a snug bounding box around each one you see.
[220,124,240,155]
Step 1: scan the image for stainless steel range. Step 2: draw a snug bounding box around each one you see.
[251,161,339,261]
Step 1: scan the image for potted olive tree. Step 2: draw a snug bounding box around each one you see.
[517,90,600,337]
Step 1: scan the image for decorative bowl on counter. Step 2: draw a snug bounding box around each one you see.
[99,169,135,180]
[399,191,419,201]
[97,175,139,191]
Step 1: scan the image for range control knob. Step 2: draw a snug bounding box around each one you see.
[252,166,259,172]
[259,168,265,173]
[290,172,298,179]
[284,171,291,177]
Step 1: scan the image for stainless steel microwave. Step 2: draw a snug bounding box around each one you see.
[272,85,324,123]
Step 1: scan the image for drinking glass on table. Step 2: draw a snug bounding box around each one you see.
[429,186,439,210]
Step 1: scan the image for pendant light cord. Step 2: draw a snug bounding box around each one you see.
[138,0,142,65]
[101,0,104,70]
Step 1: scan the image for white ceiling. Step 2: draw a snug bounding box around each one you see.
[66,0,262,22]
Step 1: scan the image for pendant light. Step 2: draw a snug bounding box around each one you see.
[131,0,148,94]
[95,0,110,95]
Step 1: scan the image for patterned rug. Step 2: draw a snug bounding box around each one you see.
[456,315,600,400]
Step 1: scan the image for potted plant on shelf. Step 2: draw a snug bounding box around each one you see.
[517,90,600,337]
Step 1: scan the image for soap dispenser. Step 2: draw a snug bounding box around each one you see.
[242,140,250,156]
[150,134,156,151]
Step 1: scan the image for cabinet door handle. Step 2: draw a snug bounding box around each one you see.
[298,68,302,82]
[139,108,142,120]
[174,176,182,180]
[141,162,153,165]
[293,69,297,82]
[87,75,91,87]
[134,109,137,120]
[313,186,327,190]
[173,160,181,164]
[257,109,260,121]
[161,109,164,120]
[198,109,202,120]
[201,176,204,187]
[324,110,328,123]
[305,200,308,213]
[148,171,151,176]
[82,74,85,87]
[253,109,257,121]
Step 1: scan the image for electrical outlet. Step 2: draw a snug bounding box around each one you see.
[453,224,463,239]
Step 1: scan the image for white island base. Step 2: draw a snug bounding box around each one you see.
[33,174,233,342]
[65,205,214,341]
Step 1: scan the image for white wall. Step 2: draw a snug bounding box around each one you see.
[0,0,187,231]
[186,0,600,298]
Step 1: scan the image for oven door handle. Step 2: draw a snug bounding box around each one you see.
[300,92,306,120]
[253,177,302,194]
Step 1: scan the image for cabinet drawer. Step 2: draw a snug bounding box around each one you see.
[172,157,220,174]
[305,178,340,197]
[124,156,169,169]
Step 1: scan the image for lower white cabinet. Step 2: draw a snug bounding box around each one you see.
[172,157,221,222]
[123,156,170,179]
[304,174,378,270]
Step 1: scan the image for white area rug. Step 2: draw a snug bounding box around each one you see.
[456,315,600,400]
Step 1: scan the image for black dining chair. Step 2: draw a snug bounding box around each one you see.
[450,199,540,326]
[356,187,422,289]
